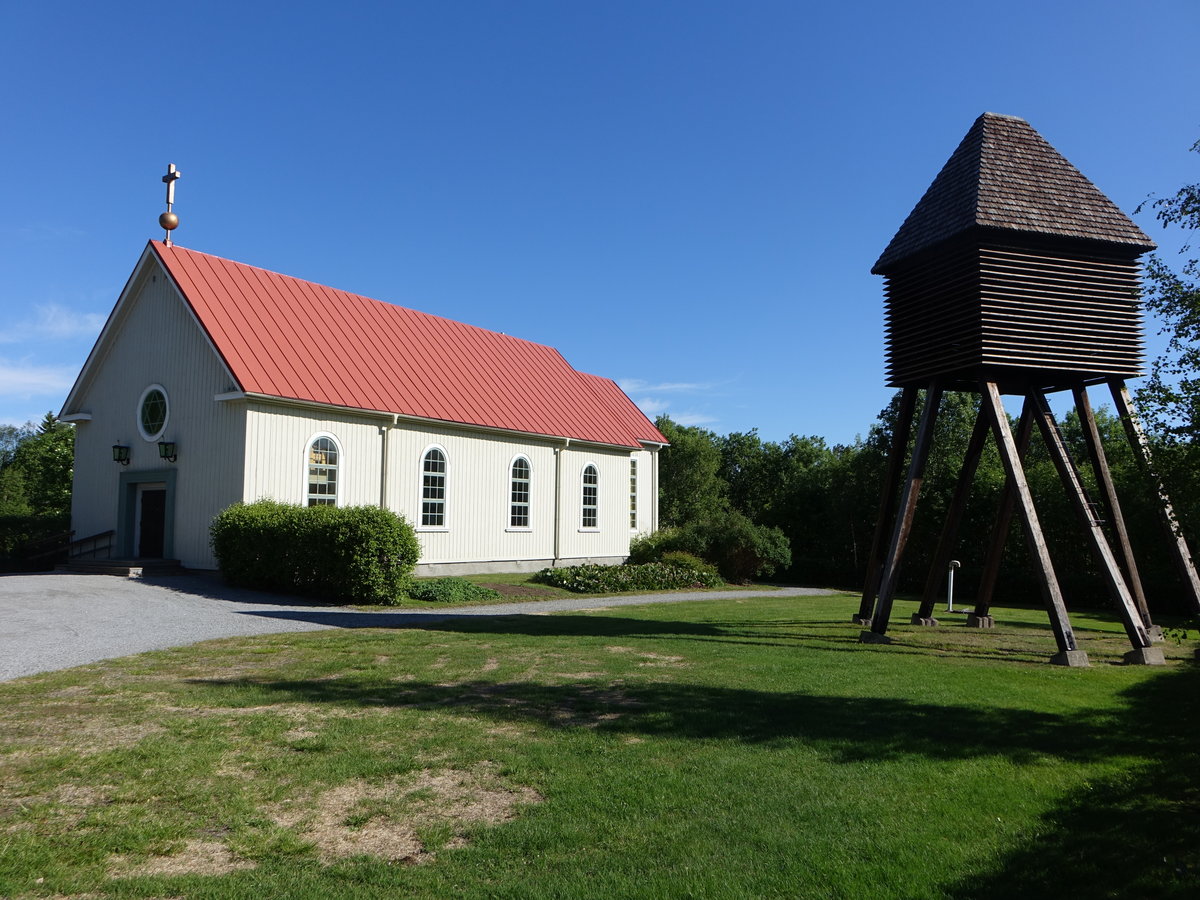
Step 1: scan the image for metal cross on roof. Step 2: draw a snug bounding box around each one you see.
[162,163,180,206]
[160,164,181,246]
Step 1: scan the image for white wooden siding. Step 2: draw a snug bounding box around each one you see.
[67,259,246,569]
[385,424,560,565]
[244,403,383,508]
[628,448,657,536]
[554,446,636,561]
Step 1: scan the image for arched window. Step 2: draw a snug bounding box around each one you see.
[422,447,447,527]
[307,436,339,506]
[581,464,598,529]
[510,457,531,528]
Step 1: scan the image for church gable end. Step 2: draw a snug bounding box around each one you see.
[62,247,247,567]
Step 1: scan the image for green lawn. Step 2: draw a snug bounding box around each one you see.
[1,592,1197,899]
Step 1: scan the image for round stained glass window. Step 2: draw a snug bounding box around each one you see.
[137,385,169,441]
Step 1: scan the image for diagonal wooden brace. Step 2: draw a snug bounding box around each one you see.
[1030,388,1155,654]
[868,381,943,636]
[981,383,1080,658]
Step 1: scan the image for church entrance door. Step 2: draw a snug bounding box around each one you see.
[136,483,167,558]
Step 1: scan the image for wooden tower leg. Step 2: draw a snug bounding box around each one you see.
[862,381,943,641]
[1109,379,1200,617]
[915,405,990,623]
[971,397,1035,626]
[1073,385,1157,639]
[855,386,919,625]
[1030,389,1161,664]
[981,383,1087,666]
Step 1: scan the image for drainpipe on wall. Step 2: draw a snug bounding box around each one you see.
[379,415,398,509]
[650,446,660,533]
[553,439,570,565]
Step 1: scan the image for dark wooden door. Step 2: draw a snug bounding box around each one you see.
[138,489,166,558]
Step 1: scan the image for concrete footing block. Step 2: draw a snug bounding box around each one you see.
[910,615,939,627]
[851,615,873,626]
[965,614,995,629]
[1145,624,1164,644]
[859,630,892,645]
[1049,650,1090,667]
[1123,646,1166,666]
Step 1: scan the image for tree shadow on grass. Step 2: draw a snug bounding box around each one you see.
[191,668,1140,767]
[943,661,1200,899]
[236,607,1138,665]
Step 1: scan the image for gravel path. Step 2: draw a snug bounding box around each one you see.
[0,572,833,682]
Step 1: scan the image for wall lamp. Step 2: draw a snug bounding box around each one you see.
[112,444,131,465]
[158,440,177,463]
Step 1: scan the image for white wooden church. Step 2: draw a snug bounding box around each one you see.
[60,237,666,574]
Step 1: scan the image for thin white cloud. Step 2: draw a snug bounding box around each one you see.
[631,396,717,427]
[0,359,77,400]
[634,397,671,416]
[670,412,718,427]
[622,375,722,428]
[0,303,106,344]
[3,224,88,242]
[672,415,715,429]
[619,378,713,394]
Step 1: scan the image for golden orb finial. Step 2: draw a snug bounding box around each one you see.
[159,211,179,231]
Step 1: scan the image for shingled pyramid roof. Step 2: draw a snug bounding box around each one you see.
[873,113,1154,274]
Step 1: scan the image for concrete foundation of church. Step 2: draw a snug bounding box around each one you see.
[414,556,628,577]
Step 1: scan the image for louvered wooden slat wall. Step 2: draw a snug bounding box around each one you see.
[883,237,1144,389]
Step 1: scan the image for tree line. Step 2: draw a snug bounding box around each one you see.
[655,392,1196,613]
[0,413,74,564]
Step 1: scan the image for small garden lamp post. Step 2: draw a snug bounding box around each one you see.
[946,560,960,613]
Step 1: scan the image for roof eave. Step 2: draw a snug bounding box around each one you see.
[235,391,651,451]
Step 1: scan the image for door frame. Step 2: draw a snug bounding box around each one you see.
[117,468,177,559]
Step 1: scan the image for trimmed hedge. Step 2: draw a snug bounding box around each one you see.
[210,500,420,604]
[407,577,501,604]
[533,561,723,593]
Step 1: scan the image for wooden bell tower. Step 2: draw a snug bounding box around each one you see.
[856,112,1200,666]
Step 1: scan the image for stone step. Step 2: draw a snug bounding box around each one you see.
[58,559,183,578]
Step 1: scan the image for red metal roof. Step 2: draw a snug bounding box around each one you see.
[151,242,666,449]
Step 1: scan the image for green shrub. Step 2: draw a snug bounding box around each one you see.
[629,511,790,583]
[628,527,706,564]
[533,561,723,593]
[210,501,420,604]
[408,577,500,604]
[694,510,791,582]
[660,550,720,580]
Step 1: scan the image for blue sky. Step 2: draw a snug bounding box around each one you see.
[2,1,1197,444]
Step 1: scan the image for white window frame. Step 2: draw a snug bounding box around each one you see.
[136,383,170,442]
[580,462,599,532]
[507,455,532,531]
[629,457,638,530]
[304,432,343,507]
[419,444,449,531]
